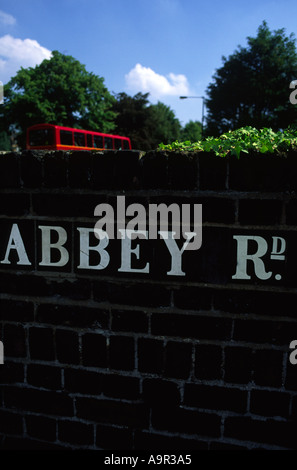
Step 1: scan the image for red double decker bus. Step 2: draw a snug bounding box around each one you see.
[26,123,132,151]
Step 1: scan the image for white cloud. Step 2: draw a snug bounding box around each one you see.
[0,10,16,26]
[0,34,52,83]
[125,63,190,98]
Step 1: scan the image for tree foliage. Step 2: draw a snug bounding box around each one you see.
[181,120,202,141]
[205,21,297,135]
[112,92,181,150]
[149,101,181,148]
[1,50,116,146]
[159,125,297,158]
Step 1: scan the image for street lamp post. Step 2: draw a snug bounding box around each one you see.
[179,95,205,138]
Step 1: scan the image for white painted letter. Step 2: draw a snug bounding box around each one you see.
[77,227,110,270]
[39,225,69,267]
[159,230,193,276]
[1,223,31,265]
[232,235,272,280]
[118,229,149,273]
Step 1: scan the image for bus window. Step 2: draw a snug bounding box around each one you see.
[60,130,73,145]
[123,140,130,150]
[29,128,54,147]
[86,134,93,148]
[104,137,113,149]
[94,135,103,148]
[74,132,85,147]
[114,138,122,150]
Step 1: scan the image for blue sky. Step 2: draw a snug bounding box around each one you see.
[1,0,297,125]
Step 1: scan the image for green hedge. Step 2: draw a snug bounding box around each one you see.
[158,126,297,158]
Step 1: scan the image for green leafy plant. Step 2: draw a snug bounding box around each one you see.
[158,126,297,158]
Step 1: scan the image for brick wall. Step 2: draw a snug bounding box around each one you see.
[0,149,297,451]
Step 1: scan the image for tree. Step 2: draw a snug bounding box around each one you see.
[149,102,181,147]
[0,131,11,151]
[205,21,297,135]
[112,92,152,150]
[113,92,181,150]
[181,120,202,141]
[1,51,116,147]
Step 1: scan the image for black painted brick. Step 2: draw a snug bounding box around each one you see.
[233,318,296,346]
[292,396,297,418]
[238,199,282,225]
[82,333,108,368]
[195,344,223,380]
[253,349,283,387]
[138,338,164,374]
[197,197,235,223]
[250,390,290,418]
[224,346,254,384]
[111,309,148,333]
[214,289,297,318]
[26,415,56,442]
[152,406,221,437]
[104,282,171,308]
[0,193,30,216]
[0,299,34,322]
[76,398,149,427]
[109,336,135,371]
[27,364,62,390]
[0,409,23,435]
[173,286,212,310]
[96,424,133,450]
[103,375,140,400]
[152,313,232,341]
[20,151,43,188]
[45,278,92,300]
[285,362,297,391]
[4,386,74,416]
[167,152,197,190]
[64,368,103,395]
[199,152,227,190]
[32,193,107,217]
[228,152,289,192]
[0,362,24,385]
[113,150,142,189]
[68,151,93,189]
[36,304,109,329]
[0,273,48,297]
[142,378,180,407]
[56,329,80,365]
[184,384,247,413]
[0,152,20,188]
[224,416,296,448]
[134,430,208,450]
[0,435,64,450]
[29,327,55,361]
[58,420,94,446]
[286,199,297,225]
[43,151,68,188]
[164,341,192,379]
[209,441,248,450]
[92,151,116,189]
[4,324,26,358]
[139,151,168,189]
